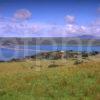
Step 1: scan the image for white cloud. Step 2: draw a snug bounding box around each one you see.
[65,24,78,33]
[65,15,75,24]
[14,9,32,20]
[0,10,100,37]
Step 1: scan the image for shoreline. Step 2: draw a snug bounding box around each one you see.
[0,50,99,62]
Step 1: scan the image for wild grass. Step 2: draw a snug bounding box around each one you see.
[0,59,99,100]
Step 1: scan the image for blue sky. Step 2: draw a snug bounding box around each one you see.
[0,0,100,37]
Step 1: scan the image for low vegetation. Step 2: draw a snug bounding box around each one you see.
[0,56,100,100]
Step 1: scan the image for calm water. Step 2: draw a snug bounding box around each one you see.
[0,45,100,61]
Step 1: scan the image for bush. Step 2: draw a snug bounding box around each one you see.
[82,52,88,58]
[48,64,59,68]
[74,60,83,65]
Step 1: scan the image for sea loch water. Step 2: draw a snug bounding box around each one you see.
[0,45,100,61]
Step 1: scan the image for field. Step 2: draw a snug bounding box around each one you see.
[0,57,100,100]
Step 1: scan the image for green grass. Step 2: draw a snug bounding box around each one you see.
[0,60,100,100]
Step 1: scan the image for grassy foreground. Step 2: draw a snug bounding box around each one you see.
[0,59,100,100]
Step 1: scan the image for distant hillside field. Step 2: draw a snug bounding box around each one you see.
[0,37,100,46]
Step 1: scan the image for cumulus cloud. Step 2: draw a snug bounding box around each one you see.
[0,16,98,37]
[0,19,44,36]
[65,24,78,34]
[0,18,98,37]
[0,9,100,37]
[14,9,32,20]
[65,15,75,24]
[47,25,65,37]
[89,19,100,36]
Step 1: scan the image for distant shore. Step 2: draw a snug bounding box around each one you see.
[0,50,99,62]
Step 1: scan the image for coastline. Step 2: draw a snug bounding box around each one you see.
[0,50,99,62]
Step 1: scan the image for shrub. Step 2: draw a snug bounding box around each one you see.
[48,64,59,68]
[74,60,83,65]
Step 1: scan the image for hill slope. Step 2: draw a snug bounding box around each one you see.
[0,37,100,46]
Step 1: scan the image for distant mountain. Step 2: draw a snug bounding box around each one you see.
[76,35,99,39]
[0,36,100,46]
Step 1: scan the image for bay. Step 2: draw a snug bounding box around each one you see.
[0,45,100,61]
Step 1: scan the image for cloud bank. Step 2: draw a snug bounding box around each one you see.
[0,8,100,37]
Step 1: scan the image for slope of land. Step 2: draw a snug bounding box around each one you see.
[0,37,100,46]
[0,55,100,100]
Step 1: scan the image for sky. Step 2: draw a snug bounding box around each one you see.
[0,0,100,37]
